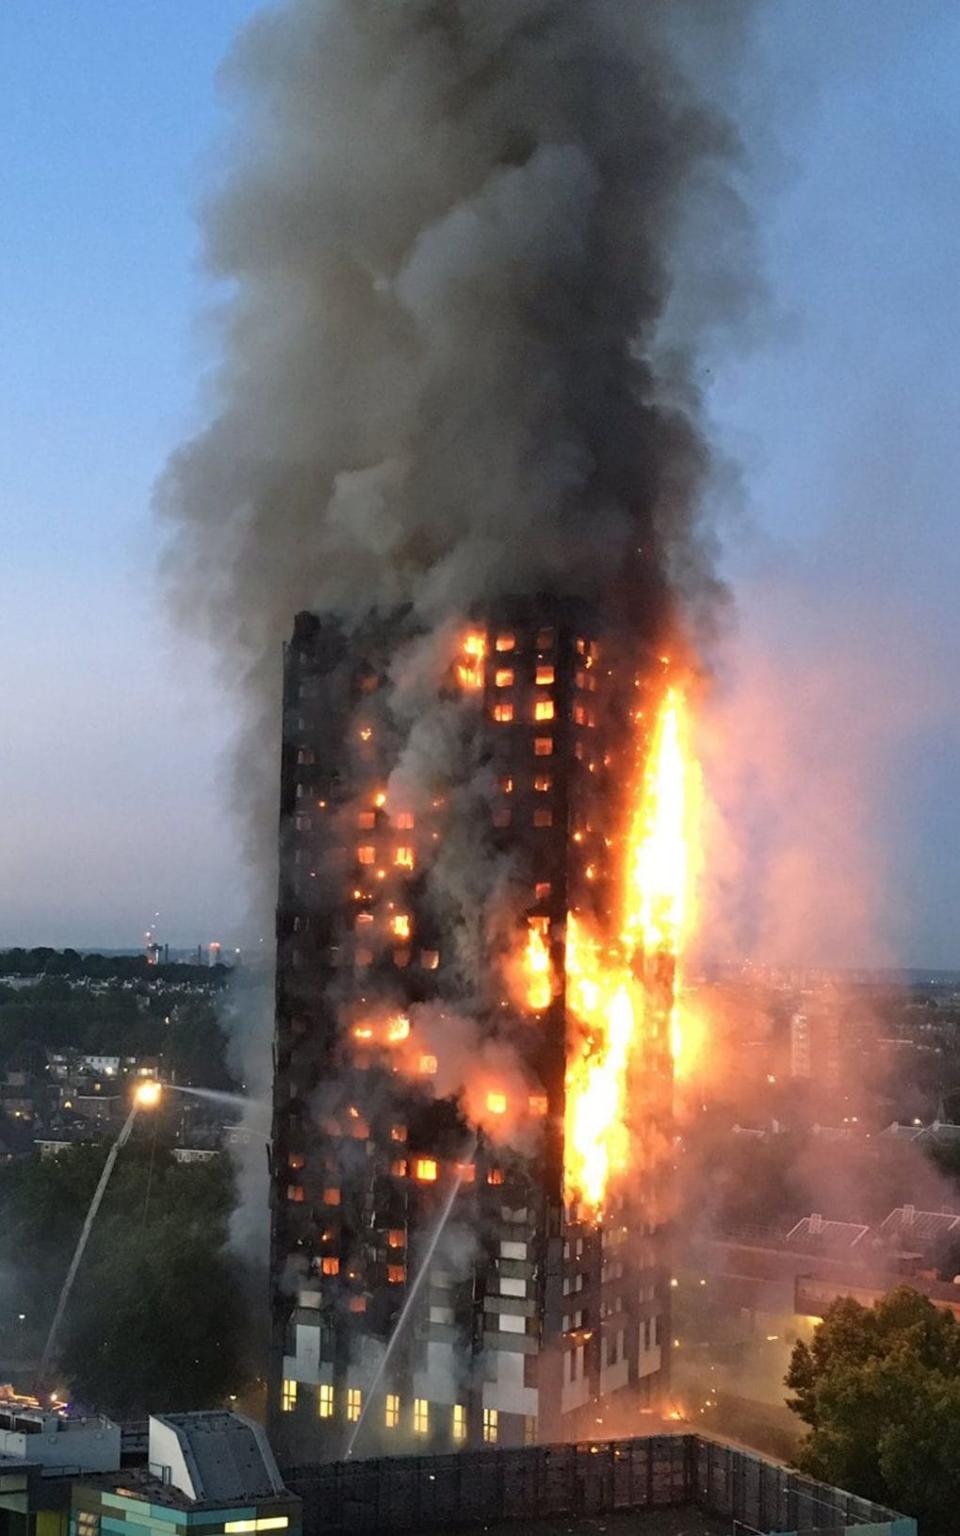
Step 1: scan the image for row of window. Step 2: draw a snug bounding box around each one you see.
[287,1159,504,1202]
[282,1383,499,1442]
[491,701,597,726]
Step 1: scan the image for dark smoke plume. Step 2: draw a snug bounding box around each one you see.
[159,0,757,924]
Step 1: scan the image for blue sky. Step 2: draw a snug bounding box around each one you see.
[1,2,958,963]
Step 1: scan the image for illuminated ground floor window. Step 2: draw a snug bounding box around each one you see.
[281,1379,297,1412]
[346,1387,362,1422]
[483,1407,499,1444]
[451,1403,466,1442]
[317,1383,334,1419]
[413,1398,430,1436]
[385,1393,400,1429]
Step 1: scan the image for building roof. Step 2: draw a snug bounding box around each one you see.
[150,1412,285,1505]
[878,1206,960,1245]
[784,1215,869,1255]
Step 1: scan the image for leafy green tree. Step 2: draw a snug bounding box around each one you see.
[786,1286,960,1534]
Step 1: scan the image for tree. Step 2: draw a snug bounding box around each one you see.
[786,1286,960,1534]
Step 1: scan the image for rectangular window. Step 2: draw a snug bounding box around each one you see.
[533,775,552,792]
[385,1393,400,1429]
[392,914,411,940]
[357,844,376,865]
[421,949,440,969]
[317,1383,334,1419]
[483,1408,499,1444]
[452,1404,466,1443]
[499,775,514,793]
[573,704,586,725]
[323,1187,341,1206]
[493,702,514,723]
[387,1264,406,1284]
[391,1158,408,1177]
[535,665,555,685]
[394,846,415,869]
[287,1184,304,1203]
[416,1157,438,1181]
[390,1124,407,1142]
[524,1416,537,1445]
[413,1398,430,1435]
[282,1379,298,1412]
[534,737,553,756]
[534,699,555,721]
[535,881,552,900]
[495,634,515,652]
[418,1054,438,1076]
[357,810,376,829]
[495,668,514,687]
[394,811,415,829]
[346,1387,362,1422]
[387,1228,405,1248]
[321,1256,340,1276]
[487,1167,504,1186]
[533,809,553,828]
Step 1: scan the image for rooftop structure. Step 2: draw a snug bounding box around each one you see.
[283,1434,914,1536]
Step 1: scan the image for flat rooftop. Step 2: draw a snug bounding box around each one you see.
[443,1511,726,1536]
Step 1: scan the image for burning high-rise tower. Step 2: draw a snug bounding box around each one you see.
[267,596,696,1461]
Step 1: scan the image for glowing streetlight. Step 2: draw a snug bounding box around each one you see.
[134,1080,162,1109]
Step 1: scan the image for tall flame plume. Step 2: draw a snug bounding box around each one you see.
[564,682,701,1215]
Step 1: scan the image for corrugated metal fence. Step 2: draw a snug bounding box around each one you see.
[286,1434,914,1535]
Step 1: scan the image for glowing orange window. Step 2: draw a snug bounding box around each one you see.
[357,845,376,865]
[487,1168,504,1186]
[534,738,553,757]
[573,704,586,725]
[349,1296,367,1314]
[534,775,552,792]
[421,950,440,970]
[287,1184,304,1203]
[390,1124,407,1142]
[528,1094,548,1116]
[495,634,515,652]
[495,669,514,688]
[416,1157,438,1182]
[392,915,411,940]
[493,703,514,723]
[395,846,415,870]
[499,776,514,793]
[387,1229,405,1248]
[419,1054,438,1075]
[321,1256,340,1276]
[323,1187,341,1207]
[533,809,553,828]
[394,812,415,830]
[387,1265,406,1284]
[357,810,376,829]
[486,1092,507,1116]
[391,1158,408,1177]
[355,912,374,928]
[535,881,552,900]
[536,665,555,685]
[534,699,555,722]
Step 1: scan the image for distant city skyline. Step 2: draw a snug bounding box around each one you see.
[2,2,959,963]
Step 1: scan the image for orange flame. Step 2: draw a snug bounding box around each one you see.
[457,632,486,690]
[564,683,700,1214]
[524,916,553,1011]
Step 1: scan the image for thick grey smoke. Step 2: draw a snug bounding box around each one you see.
[159,0,757,918]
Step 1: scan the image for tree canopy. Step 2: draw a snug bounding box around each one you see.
[0,1140,250,1417]
[787,1285,960,1535]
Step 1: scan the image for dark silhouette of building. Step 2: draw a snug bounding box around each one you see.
[268,600,670,1462]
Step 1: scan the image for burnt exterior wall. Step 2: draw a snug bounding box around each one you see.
[268,599,669,1464]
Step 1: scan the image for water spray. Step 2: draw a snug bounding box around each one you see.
[344,1140,477,1459]
[35,1081,163,1392]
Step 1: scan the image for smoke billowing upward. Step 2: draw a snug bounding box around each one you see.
[159,0,757,922]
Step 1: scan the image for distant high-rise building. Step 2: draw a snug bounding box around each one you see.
[267,599,670,1462]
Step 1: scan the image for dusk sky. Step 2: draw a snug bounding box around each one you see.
[2,1,958,965]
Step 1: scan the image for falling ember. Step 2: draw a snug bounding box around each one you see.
[564,682,700,1214]
[457,632,486,690]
